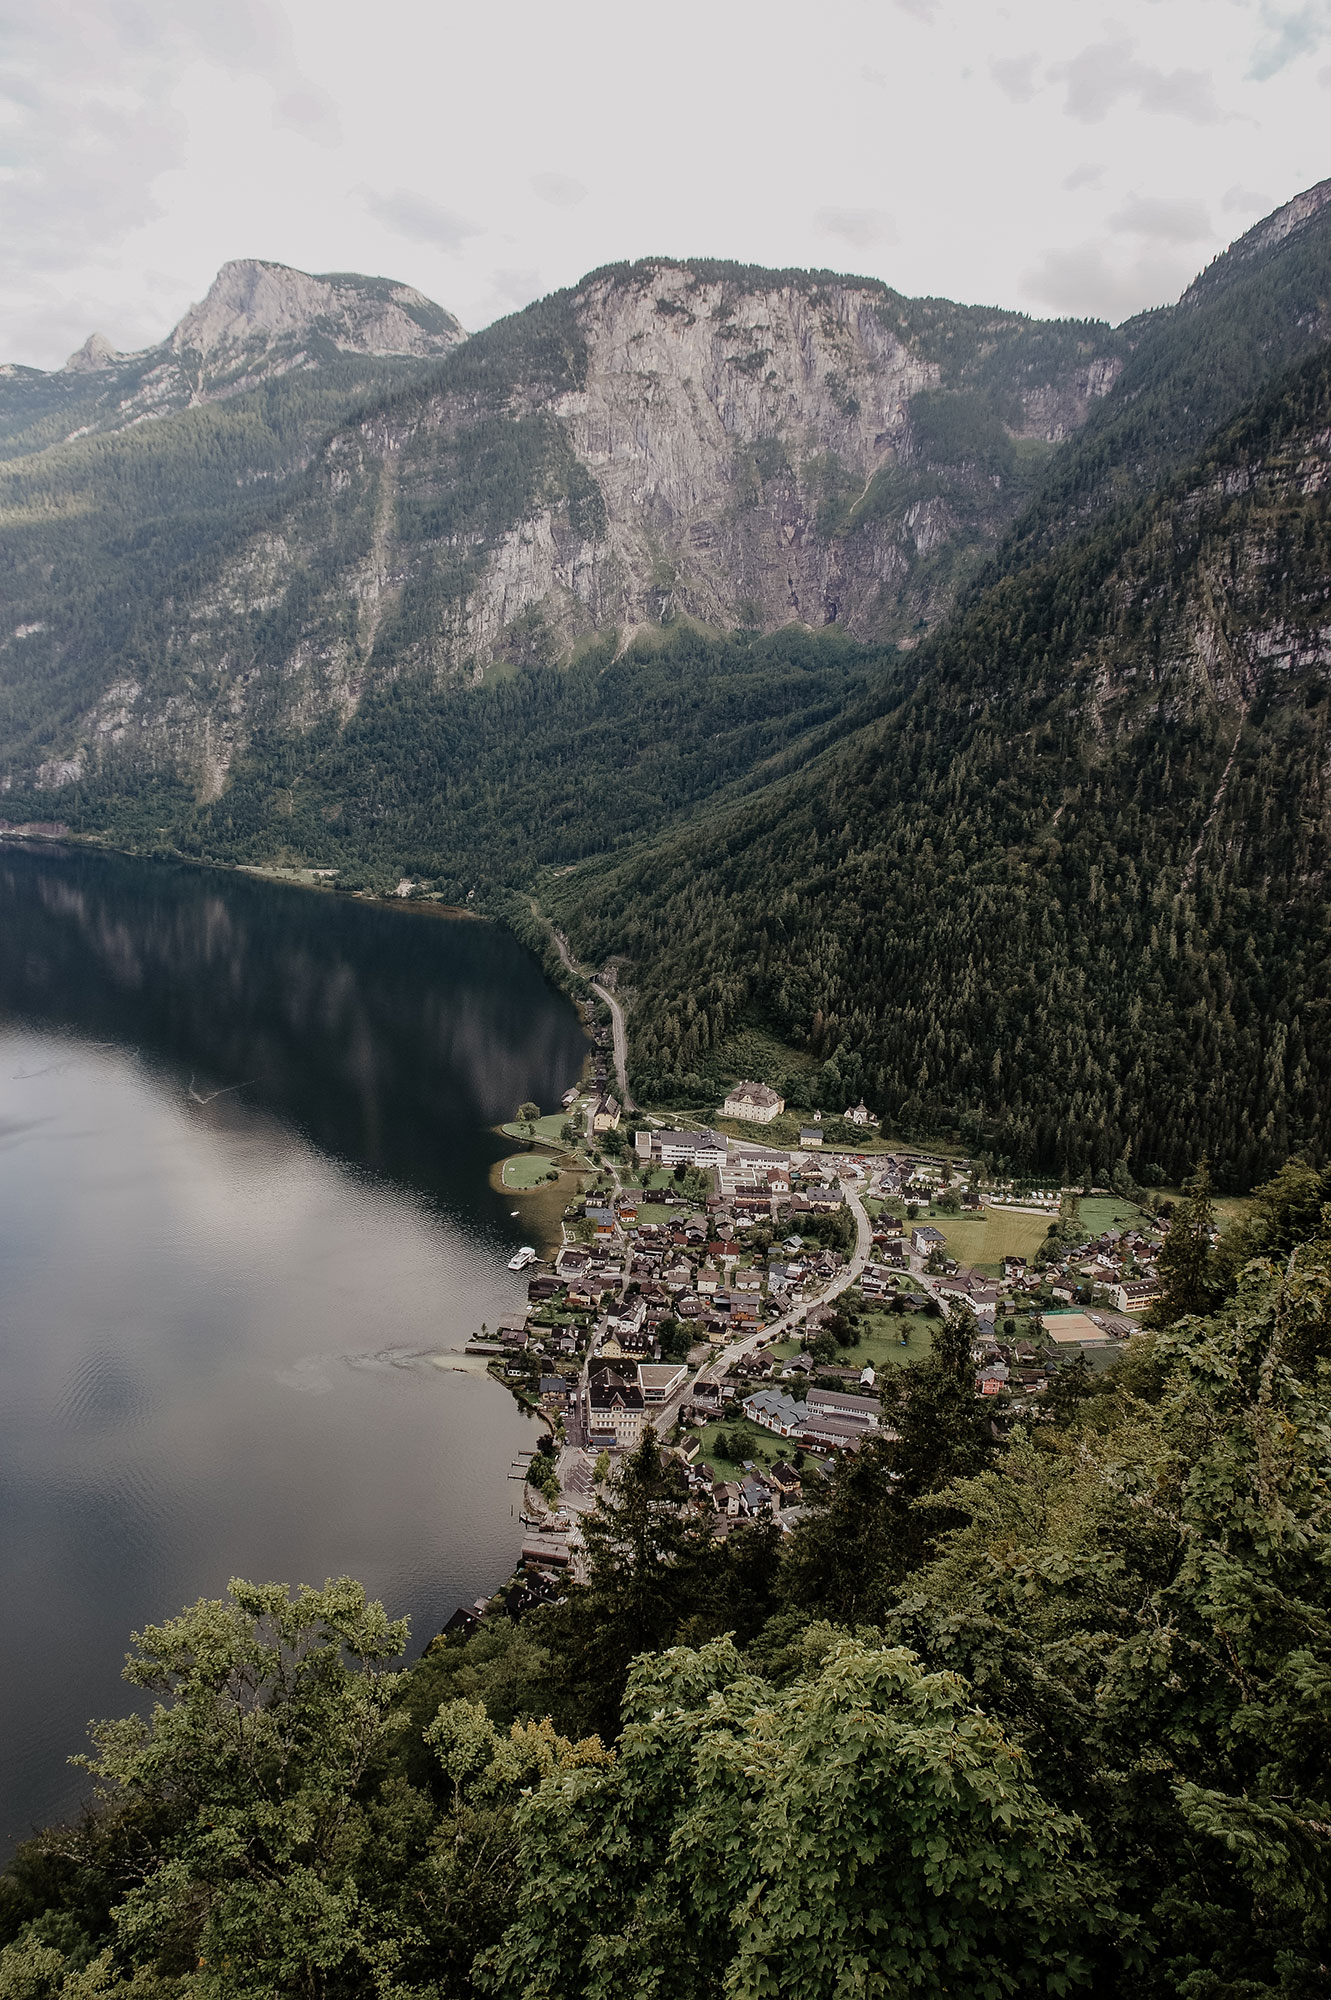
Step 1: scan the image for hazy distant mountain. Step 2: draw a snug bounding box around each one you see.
[0,260,466,460]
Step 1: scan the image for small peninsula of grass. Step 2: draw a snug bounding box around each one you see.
[500,1154,563,1191]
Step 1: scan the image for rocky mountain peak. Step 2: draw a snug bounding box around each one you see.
[168,259,466,363]
[61,332,124,373]
[1181,176,1331,305]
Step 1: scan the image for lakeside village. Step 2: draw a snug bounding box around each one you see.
[451,1070,1181,1630]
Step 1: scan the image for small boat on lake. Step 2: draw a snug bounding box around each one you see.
[508,1245,538,1271]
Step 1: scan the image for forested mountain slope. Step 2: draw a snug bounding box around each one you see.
[0,263,470,786]
[1004,176,1331,563]
[2,188,1330,1183]
[0,263,1123,799]
[550,336,1331,1187]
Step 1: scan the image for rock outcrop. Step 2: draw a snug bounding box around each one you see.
[167,260,466,373]
[62,258,1121,792]
[4,261,466,451]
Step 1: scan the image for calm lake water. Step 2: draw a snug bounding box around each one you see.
[0,842,587,1856]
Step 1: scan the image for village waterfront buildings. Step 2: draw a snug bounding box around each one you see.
[492,1095,1172,1582]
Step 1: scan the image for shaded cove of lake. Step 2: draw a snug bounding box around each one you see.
[0,842,588,1857]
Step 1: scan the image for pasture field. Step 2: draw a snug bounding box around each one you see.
[933,1210,1052,1272]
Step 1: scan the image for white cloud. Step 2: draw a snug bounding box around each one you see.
[1052,36,1223,123]
[490,267,542,308]
[1247,2,1331,80]
[813,207,898,250]
[275,87,341,145]
[1108,192,1213,241]
[1023,239,1201,321]
[1222,182,1271,211]
[530,172,588,209]
[990,52,1040,102]
[361,190,481,252]
[0,0,1327,367]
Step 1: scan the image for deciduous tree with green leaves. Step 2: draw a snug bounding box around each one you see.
[479,1630,1118,2000]
[72,1579,411,1999]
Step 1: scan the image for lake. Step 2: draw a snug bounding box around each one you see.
[0,841,588,1857]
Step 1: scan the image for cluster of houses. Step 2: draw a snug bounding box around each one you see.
[675,1449,806,1523]
[740,1382,884,1452]
[480,1094,1176,1598]
[973,1329,1059,1404]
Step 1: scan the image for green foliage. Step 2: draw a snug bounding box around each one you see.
[480,1631,1115,2000]
[783,1308,991,1620]
[529,1429,780,1739]
[1145,1159,1222,1326]
[552,342,1331,1186]
[5,1189,1331,1994]
[526,1452,559,1504]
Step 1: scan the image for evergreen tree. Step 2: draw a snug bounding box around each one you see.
[1146,1161,1222,1325]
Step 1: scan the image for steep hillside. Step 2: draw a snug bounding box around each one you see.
[2,190,1330,1184]
[0,264,469,776]
[549,338,1331,1187]
[0,263,1121,800]
[1004,177,1331,562]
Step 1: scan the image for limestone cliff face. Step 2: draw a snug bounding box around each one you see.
[545,265,1118,641]
[60,259,1124,796]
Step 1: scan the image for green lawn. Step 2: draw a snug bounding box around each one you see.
[932,1210,1052,1273]
[500,1114,571,1143]
[690,1415,792,1470]
[1153,1186,1255,1230]
[624,1168,678,1191]
[770,1312,933,1372]
[1077,1195,1156,1236]
[501,1153,564,1190]
[628,1200,680,1225]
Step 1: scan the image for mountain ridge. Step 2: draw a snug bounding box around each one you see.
[0,259,467,462]
[1,184,1330,1180]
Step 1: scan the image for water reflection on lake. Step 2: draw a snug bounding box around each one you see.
[0,843,587,1855]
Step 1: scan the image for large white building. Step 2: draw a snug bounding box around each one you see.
[658,1128,729,1168]
[722,1081,785,1125]
[587,1367,645,1448]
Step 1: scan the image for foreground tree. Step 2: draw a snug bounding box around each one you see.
[480,1631,1119,1999]
[5,1581,416,1999]
[530,1430,778,1738]
[781,1307,992,1620]
[1146,1161,1221,1326]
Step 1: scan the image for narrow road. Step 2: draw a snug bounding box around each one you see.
[650,1183,875,1429]
[528,899,636,1112]
[591,979,635,1112]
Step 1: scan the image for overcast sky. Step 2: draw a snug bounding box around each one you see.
[4,0,1330,368]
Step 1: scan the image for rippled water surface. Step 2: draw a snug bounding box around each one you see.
[0,843,587,1855]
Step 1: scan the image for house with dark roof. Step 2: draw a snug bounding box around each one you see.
[587,1366,645,1447]
[722,1081,785,1124]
